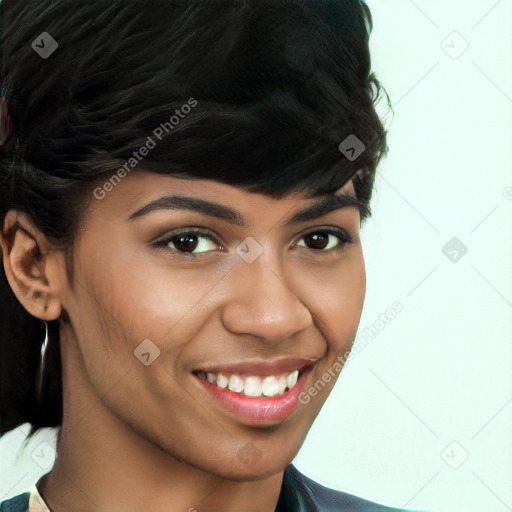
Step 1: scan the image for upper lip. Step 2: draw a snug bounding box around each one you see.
[193,357,316,376]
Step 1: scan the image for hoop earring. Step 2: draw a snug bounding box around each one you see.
[36,321,50,404]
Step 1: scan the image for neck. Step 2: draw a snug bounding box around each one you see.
[38,418,284,512]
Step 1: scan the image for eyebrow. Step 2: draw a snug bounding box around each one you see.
[127,192,369,226]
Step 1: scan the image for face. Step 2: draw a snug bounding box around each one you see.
[55,171,366,480]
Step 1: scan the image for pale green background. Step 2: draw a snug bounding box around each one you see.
[1,1,511,511]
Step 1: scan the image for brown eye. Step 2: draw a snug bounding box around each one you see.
[154,229,222,255]
[171,233,201,252]
[296,228,352,252]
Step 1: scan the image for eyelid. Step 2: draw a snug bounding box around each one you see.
[153,227,225,250]
[294,226,353,249]
[152,225,354,258]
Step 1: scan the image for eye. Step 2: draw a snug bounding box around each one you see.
[152,226,354,257]
[295,227,353,252]
[153,228,223,256]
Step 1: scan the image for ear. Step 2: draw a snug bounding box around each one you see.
[1,210,64,322]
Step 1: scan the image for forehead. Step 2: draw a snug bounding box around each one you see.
[74,171,362,250]
[89,170,357,217]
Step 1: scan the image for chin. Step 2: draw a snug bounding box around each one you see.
[202,454,292,482]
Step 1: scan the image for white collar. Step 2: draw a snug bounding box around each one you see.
[28,484,52,512]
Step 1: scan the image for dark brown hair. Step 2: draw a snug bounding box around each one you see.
[0,0,391,445]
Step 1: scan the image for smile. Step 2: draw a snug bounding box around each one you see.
[191,357,315,424]
[195,369,300,398]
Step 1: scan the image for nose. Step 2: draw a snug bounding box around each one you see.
[220,251,313,344]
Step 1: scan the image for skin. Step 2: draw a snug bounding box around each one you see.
[1,171,366,512]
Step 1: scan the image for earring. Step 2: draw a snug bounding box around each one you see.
[36,321,50,404]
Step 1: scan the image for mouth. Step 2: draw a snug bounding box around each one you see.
[191,361,314,425]
[192,367,305,398]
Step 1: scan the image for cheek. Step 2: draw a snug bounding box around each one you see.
[72,248,224,383]
[108,260,228,351]
[306,251,366,350]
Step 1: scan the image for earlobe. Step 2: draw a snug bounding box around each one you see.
[1,210,63,322]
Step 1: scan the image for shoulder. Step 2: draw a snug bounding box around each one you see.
[282,464,402,512]
[0,491,30,512]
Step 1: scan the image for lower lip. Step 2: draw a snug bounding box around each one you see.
[193,367,311,425]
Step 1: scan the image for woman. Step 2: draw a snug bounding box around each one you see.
[0,1,404,510]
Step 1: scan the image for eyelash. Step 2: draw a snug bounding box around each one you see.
[152,227,354,257]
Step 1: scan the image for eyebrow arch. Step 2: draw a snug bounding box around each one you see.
[127,192,369,226]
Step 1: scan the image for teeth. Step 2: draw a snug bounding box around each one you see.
[228,374,244,393]
[261,376,279,397]
[244,376,262,396]
[278,375,286,394]
[196,369,302,397]
[216,373,228,388]
[286,370,299,389]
